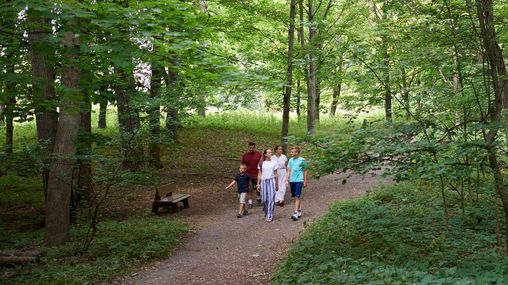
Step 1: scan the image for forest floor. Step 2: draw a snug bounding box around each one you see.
[113,127,384,285]
[0,125,384,284]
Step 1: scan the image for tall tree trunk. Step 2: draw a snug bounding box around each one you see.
[196,0,208,117]
[4,58,15,155]
[2,0,16,155]
[29,13,58,199]
[296,80,301,118]
[476,0,508,255]
[330,85,341,117]
[4,103,14,155]
[281,0,297,154]
[149,65,163,168]
[164,64,180,143]
[316,41,326,122]
[330,54,344,117]
[115,70,143,172]
[315,77,321,121]
[312,0,333,122]
[306,0,317,135]
[400,67,410,119]
[374,1,392,123]
[0,105,4,126]
[297,0,305,119]
[98,100,107,129]
[45,29,82,246]
[381,36,391,122]
[76,100,92,205]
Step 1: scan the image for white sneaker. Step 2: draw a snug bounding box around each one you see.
[297,210,302,217]
[291,212,299,220]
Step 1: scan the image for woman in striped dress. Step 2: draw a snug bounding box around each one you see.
[256,148,278,222]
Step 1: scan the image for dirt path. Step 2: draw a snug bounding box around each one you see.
[118,173,381,285]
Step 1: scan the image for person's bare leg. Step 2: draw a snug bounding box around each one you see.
[247,190,253,206]
[294,198,300,212]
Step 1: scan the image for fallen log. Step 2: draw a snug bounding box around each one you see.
[0,250,42,257]
[0,255,38,265]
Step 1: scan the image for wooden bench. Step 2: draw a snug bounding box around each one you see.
[152,184,190,215]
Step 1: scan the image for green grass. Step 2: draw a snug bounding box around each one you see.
[184,110,381,136]
[272,183,508,284]
[0,216,187,285]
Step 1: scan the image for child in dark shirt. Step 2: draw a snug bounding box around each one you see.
[225,164,251,218]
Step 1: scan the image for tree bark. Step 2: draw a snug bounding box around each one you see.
[381,33,392,122]
[297,0,305,119]
[76,101,92,205]
[315,77,321,122]
[330,54,344,117]
[28,13,58,198]
[149,65,163,168]
[98,100,107,129]
[163,64,180,143]
[2,3,17,155]
[4,59,15,155]
[330,85,341,117]
[0,104,4,126]
[296,80,301,118]
[196,0,208,117]
[312,1,334,122]
[373,1,392,123]
[281,0,297,154]
[306,0,317,135]
[0,256,38,265]
[45,29,82,246]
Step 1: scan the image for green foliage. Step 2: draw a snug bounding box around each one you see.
[272,183,508,284]
[0,216,187,285]
[185,110,375,138]
[0,174,42,206]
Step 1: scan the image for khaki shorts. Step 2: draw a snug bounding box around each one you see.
[238,192,247,204]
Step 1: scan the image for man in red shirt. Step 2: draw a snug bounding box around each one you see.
[241,142,262,208]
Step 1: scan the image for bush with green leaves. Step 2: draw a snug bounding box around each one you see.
[1,216,187,285]
[272,183,508,284]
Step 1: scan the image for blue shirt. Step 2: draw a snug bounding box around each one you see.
[235,173,250,193]
[288,157,307,182]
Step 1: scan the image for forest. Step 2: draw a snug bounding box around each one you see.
[1,0,508,284]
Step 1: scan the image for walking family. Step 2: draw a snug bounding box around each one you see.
[225,142,308,222]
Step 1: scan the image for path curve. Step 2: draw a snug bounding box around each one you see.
[119,173,381,285]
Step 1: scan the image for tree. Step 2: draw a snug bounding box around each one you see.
[1,0,19,155]
[476,0,508,255]
[45,22,84,246]
[306,0,317,135]
[28,6,58,195]
[149,64,163,168]
[281,0,298,153]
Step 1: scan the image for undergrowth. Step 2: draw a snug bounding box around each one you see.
[272,183,508,284]
[0,216,187,285]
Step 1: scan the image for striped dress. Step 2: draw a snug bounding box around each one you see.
[259,160,278,221]
[272,154,288,203]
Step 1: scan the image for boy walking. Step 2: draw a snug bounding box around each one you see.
[225,164,250,218]
[286,146,308,221]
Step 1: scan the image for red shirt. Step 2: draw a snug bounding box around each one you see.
[241,151,262,178]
